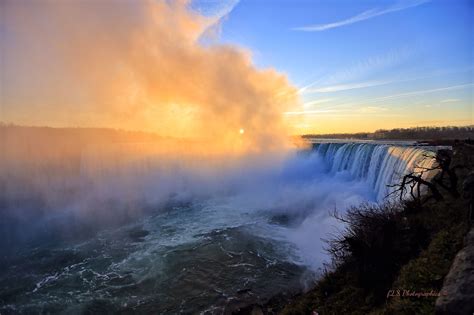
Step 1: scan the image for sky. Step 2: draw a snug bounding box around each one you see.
[211,0,473,133]
[1,0,473,136]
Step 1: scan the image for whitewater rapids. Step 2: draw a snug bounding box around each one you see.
[0,142,437,313]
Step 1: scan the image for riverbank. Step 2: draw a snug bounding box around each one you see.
[240,141,474,314]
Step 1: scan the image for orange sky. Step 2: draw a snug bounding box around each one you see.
[2,0,299,152]
[1,0,472,140]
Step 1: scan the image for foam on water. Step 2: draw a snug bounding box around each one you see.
[0,142,438,313]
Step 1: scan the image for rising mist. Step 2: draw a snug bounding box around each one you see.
[2,0,299,152]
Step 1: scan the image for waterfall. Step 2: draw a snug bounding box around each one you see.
[312,143,437,201]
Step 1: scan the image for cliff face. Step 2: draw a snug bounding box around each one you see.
[435,227,474,314]
[271,143,474,315]
[436,169,474,315]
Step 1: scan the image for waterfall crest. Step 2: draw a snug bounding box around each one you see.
[312,143,437,201]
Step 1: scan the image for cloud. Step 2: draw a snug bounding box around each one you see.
[284,109,341,116]
[293,0,430,32]
[370,83,474,102]
[400,119,474,126]
[310,83,473,111]
[284,106,388,116]
[302,98,334,108]
[191,0,240,21]
[303,80,392,94]
[293,82,472,119]
[298,48,413,94]
[357,106,388,113]
[191,0,240,39]
[440,98,460,103]
[2,0,299,152]
[299,63,473,101]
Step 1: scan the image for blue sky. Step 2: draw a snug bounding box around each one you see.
[198,0,473,133]
[2,0,472,135]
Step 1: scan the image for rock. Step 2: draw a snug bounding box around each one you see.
[250,306,264,315]
[464,172,474,222]
[128,228,149,242]
[435,228,474,314]
[463,171,474,197]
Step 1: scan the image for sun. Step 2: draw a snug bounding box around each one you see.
[239,128,245,135]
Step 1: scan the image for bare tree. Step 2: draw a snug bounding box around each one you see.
[387,149,462,204]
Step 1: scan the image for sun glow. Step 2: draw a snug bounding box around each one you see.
[3,0,299,154]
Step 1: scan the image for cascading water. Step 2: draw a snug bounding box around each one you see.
[0,140,441,314]
[312,142,437,201]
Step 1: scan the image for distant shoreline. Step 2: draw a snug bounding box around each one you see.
[301,125,474,144]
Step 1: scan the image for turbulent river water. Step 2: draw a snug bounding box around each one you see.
[0,142,436,314]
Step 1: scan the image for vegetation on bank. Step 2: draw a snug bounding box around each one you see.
[302,125,474,142]
[277,142,474,315]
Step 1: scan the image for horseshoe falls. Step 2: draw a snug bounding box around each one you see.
[312,142,436,201]
[0,141,437,314]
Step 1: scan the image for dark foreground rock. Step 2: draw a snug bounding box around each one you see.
[435,227,474,315]
[269,142,474,314]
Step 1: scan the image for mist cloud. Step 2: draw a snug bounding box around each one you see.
[2,0,299,151]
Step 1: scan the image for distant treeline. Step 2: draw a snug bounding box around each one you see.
[0,122,165,145]
[303,125,474,140]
